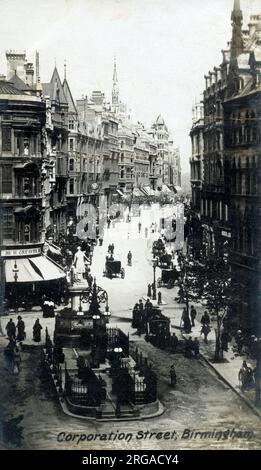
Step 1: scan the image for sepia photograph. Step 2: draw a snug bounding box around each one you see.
[0,0,260,457]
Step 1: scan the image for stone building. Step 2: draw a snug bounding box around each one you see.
[190,100,204,213]
[189,0,261,332]
[223,13,261,334]
[42,67,69,240]
[118,121,135,194]
[0,60,65,307]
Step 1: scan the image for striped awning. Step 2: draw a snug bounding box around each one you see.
[4,256,66,283]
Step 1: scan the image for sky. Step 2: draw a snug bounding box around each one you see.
[0,0,260,172]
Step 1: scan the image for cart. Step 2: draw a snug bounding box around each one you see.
[103,259,125,279]
[152,239,165,258]
[157,252,173,269]
[157,268,179,289]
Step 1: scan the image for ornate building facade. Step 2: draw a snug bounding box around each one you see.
[190,0,261,332]
[0,58,65,307]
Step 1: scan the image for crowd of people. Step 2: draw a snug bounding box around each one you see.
[3,316,44,375]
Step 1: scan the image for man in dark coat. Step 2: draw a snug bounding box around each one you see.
[170,364,177,388]
[201,311,210,327]
[16,316,26,342]
[6,319,16,341]
[190,305,197,327]
[33,319,43,342]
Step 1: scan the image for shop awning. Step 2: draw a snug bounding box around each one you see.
[133,187,144,197]
[161,184,172,193]
[45,242,62,256]
[4,255,66,283]
[141,186,155,196]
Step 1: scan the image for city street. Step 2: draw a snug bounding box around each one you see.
[1,206,261,450]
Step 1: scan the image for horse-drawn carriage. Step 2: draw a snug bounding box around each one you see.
[157,252,173,269]
[146,308,171,349]
[103,258,125,279]
[157,267,179,289]
[152,239,165,258]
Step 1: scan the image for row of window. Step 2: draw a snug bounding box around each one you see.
[201,199,228,222]
[1,208,41,243]
[231,172,258,196]
[232,227,257,257]
[1,128,41,155]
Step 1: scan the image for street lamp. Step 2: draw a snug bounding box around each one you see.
[13,260,19,313]
[152,258,157,300]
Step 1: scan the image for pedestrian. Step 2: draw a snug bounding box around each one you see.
[190,305,197,327]
[182,310,192,334]
[138,221,142,234]
[152,283,156,300]
[201,311,210,327]
[235,330,244,355]
[16,316,26,342]
[138,299,144,312]
[157,291,162,305]
[170,333,179,353]
[33,319,43,342]
[147,284,152,298]
[193,338,200,358]
[145,227,148,238]
[132,303,140,328]
[6,319,16,341]
[107,217,111,228]
[99,238,103,246]
[111,243,115,255]
[170,364,177,388]
[201,324,211,344]
[13,346,21,374]
[238,360,253,391]
[127,251,132,266]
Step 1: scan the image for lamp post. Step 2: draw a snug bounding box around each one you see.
[103,303,111,324]
[13,260,19,313]
[152,258,157,300]
[92,314,101,329]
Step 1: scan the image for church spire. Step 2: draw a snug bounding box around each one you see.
[112,57,119,107]
[230,0,243,60]
[226,0,244,98]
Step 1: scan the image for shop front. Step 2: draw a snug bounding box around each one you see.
[1,244,67,310]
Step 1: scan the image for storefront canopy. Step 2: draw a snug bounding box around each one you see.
[141,186,155,196]
[133,188,145,197]
[5,256,66,283]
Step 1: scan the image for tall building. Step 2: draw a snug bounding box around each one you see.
[189,0,261,333]
[223,14,261,334]
[42,67,69,239]
[190,100,204,213]
[0,55,65,308]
